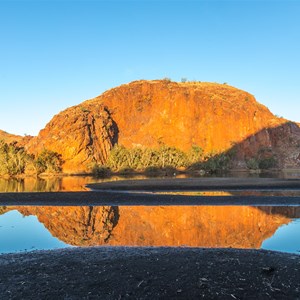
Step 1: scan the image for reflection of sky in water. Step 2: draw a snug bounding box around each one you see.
[262,219,300,254]
[0,210,68,254]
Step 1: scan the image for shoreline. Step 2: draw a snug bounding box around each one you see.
[1,177,300,206]
[1,247,299,299]
[88,177,300,191]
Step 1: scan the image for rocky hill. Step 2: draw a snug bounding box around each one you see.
[23,80,300,173]
[0,129,33,148]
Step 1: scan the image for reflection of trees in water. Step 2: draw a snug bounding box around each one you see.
[0,177,89,192]
[0,177,62,192]
[0,178,25,192]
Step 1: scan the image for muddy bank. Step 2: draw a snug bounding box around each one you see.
[0,247,299,299]
[88,177,300,191]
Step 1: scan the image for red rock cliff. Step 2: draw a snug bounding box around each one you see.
[27,104,117,172]
[26,80,298,173]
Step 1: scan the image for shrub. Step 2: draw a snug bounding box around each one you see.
[92,165,111,178]
[144,166,164,177]
[258,157,277,169]
[0,140,32,176]
[187,145,203,164]
[35,149,63,174]
[106,144,189,171]
[118,167,135,175]
[200,152,230,173]
[246,158,260,170]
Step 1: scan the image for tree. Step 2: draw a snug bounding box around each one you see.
[0,140,31,176]
[35,149,63,174]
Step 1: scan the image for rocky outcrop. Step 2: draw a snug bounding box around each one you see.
[27,104,117,173]
[14,205,297,248]
[96,81,284,152]
[24,80,299,173]
[234,122,300,168]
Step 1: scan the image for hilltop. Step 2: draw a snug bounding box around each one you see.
[0,129,22,144]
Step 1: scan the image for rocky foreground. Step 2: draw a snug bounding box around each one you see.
[0,247,299,299]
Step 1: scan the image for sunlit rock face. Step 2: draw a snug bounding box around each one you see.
[25,80,299,173]
[26,105,117,173]
[15,206,295,248]
[95,81,280,153]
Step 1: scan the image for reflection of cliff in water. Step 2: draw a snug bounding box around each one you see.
[18,206,119,245]
[7,206,299,248]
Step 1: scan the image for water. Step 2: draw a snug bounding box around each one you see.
[0,176,300,254]
[0,176,120,192]
[1,168,299,193]
[1,205,299,254]
[262,219,300,253]
[0,210,68,253]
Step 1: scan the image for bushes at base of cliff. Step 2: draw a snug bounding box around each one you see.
[246,157,277,170]
[104,144,203,172]
[92,144,236,176]
[0,140,31,176]
[246,147,278,171]
[91,165,112,177]
[34,149,64,175]
[0,140,63,177]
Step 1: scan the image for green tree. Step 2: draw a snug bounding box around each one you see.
[0,140,31,176]
[35,149,63,174]
[187,145,203,164]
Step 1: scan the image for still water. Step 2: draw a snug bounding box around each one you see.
[0,176,119,192]
[1,168,300,193]
[1,205,299,254]
[1,176,300,254]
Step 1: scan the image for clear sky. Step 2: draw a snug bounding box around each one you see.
[0,0,299,136]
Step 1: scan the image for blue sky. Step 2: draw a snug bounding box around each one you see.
[0,0,299,136]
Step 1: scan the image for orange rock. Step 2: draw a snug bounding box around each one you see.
[27,105,117,173]
[24,80,299,173]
